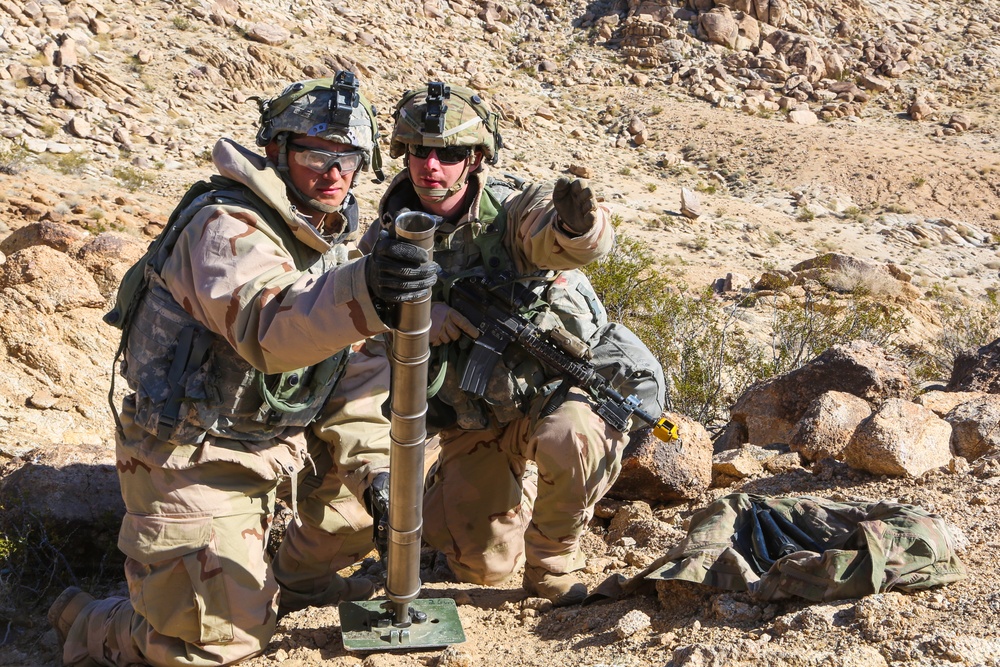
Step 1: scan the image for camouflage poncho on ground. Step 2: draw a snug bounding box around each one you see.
[646,492,967,602]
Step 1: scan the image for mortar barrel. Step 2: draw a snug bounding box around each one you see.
[386,211,438,624]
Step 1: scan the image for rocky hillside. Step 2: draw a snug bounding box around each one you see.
[1,0,1000,665]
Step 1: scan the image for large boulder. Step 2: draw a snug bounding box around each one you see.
[946,395,1000,461]
[698,6,739,49]
[0,245,105,314]
[725,341,910,447]
[947,338,1000,394]
[789,391,872,462]
[790,253,915,299]
[73,232,148,297]
[0,247,112,390]
[766,29,826,82]
[915,390,988,417]
[611,412,712,502]
[0,443,123,583]
[713,0,787,27]
[0,220,89,256]
[843,399,953,477]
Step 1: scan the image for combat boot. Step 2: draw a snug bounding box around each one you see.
[522,565,587,607]
[278,574,375,618]
[48,586,95,648]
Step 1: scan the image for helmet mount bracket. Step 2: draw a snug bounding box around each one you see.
[332,71,360,127]
[423,82,450,134]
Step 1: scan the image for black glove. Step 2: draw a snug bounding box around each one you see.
[363,471,390,562]
[552,176,598,235]
[365,231,438,308]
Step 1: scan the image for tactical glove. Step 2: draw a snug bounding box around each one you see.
[365,231,439,314]
[363,471,390,563]
[429,303,479,345]
[552,177,598,235]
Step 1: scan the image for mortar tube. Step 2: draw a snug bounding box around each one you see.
[386,211,438,625]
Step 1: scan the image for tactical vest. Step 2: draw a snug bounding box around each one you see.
[427,183,611,431]
[109,177,350,445]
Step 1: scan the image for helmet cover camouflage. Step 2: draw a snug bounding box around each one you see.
[389,82,503,164]
[255,72,382,177]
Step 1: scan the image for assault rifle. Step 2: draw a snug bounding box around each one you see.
[447,272,679,443]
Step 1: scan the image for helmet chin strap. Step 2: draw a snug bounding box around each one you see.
[407,154,471,203]
[276,134,348,215]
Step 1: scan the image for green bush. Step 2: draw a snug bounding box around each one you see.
[584,225,763,426]
[585,229,911,431]
[762,289,908,377]
[0,496,123,617]
[582,216,669,322]
[0,142,28,175]
[113,165,155,192]
[56,151,90,175]
[910,285,1000,383]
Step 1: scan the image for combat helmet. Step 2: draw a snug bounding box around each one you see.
[254,71,384,212]
[389,82,503,165]
[389,82,502,201]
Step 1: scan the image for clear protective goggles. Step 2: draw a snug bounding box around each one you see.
[288,142,365,175]
[407,144,471,165]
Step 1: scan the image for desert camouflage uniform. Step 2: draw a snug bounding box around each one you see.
[63,138,387,667]
[361,167,622,584]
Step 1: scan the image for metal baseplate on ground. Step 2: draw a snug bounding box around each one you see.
[339,598,465,652]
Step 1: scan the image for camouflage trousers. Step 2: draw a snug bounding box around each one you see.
[422,387,626,584]
[62,352,387,667]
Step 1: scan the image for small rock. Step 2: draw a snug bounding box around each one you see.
[68,116,91,138]
[29,390,59,409]
[947,114,972,132]
[436,646,474,667]
[245,22,291,46]
[859,74,890,92]
[713,447,765,479]
[521,597,553,612]
[680,187,701,219]
[909,101,933,121]
[535,106,555,120]
[57,39,78,68]
[787,108,818,125]
[628,117,646,135]
[615,609,651,639]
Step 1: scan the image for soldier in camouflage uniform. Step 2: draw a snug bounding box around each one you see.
[47,73,437,666]
[360,82,629,607]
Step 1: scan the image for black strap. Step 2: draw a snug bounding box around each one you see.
[156,326,213,441]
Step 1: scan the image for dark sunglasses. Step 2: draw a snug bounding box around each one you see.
[407,144,471,164]
[288,142,364,174]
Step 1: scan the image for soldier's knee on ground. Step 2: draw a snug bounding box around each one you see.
[447,558,522,587]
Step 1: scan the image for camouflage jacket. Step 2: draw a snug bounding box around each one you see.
[647,493,967,602]
[123,138,389,445]
[361,167,616,430]
[160,138,387,371]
